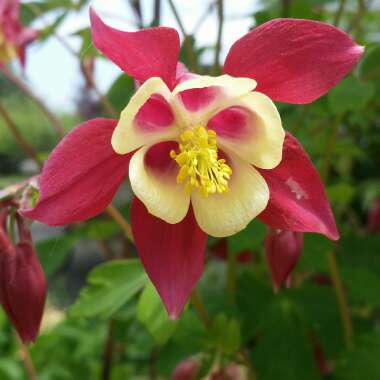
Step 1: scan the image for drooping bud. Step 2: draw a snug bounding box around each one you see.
[368,198,380,234]
[0,209,46,343]
[211,238,254,264]
[171,357,200,380]
[264,228,304,291]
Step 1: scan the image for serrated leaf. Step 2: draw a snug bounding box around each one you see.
[70,259,147,319]
[137,282,177,345]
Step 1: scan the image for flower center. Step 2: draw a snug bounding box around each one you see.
[170,126,232,197]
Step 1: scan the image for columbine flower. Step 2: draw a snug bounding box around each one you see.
[265,228,304,291]
[0,205,46,343]
[23,9,362,318]
[0,0,37,66]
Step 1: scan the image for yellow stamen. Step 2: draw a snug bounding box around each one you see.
[170,126,232,197]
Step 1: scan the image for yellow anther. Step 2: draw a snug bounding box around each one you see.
[170,126,233,197]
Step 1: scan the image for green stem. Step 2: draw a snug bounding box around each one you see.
[167,0,199,72]
[327,251,353,349]
[190,288,210,327]
[106,204,134,243]
[334,0,347,26]
[213,0,224,74]
[321,116,354,349]
[1,66,65,139]
[0,101,43,168]
[227,250,237,304]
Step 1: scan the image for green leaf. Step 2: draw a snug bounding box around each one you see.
[137,282,177,345]
[328,76,375,115]
[36,234,77,277]
[107,75,135,114]
[209,314,241,354]
[70,259,147,319]
[358,44,380,81]
[252,296,322,380]
[229,219,266,254]
[0,359,23,380]
[336,333,380,380]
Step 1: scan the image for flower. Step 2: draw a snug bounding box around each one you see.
[264,228,304,291]
[0,205,46,343]
[0,0,37,66]
[367,197,380,233]
[22,9,363,318]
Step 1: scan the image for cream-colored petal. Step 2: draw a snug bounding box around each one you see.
[191,151,269,237]
[215,91,285,169]
[171,74,257,127]
[112,77,178,154]
[129,146,190,224]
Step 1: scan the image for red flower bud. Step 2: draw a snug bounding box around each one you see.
[171,357,200,380]
[368,198,380,233]
[0,209,46,343]
[264,228,304,291]
[211,238,254,265]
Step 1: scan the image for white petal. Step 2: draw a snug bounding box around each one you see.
[112,77,178,154]
[210,91,285,169]
[171,74,257,127]
[129,145,190,224]
[191,151,269,237]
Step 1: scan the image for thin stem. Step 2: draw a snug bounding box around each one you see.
[16,335,37,380]
[320,116,354,349]
[106,205,134,243]
[190,288,210,327]
[0,101,43,168]
[25,2,118,119]
[192,1,216,34]
[213,0,224,74]
[101,321,115,380]
[80,62,118,118]
[281,0,291,18]
[167,0,198,72]
[327,251,353,349]
[1,66,65,138]
[334,0,347,26]
[227,250,237,304]
[152,0,161,26]
[348,0,367,38]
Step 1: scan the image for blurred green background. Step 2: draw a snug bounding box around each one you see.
[1,0,380,379]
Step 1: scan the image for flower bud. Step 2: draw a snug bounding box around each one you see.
[368,198,380,233]
[0,210,46,343]
[264,228,304,291]
[171,357,200,380]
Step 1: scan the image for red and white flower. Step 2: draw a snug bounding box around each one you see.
[22,9,363,318]
[0,0,37,66]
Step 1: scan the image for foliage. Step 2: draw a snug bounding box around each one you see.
[0,0,380,379]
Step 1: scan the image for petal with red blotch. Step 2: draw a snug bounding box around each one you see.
[90,8,180,88]
[129,141,190,224]
[21,119,131,226]
[224,18,364,104]
[208,91,284,169]
[131,197,208,319]
[172,75,256,127]
[258,132,339,240]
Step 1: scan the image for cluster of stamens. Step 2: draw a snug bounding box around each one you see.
[170,126,232,197]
